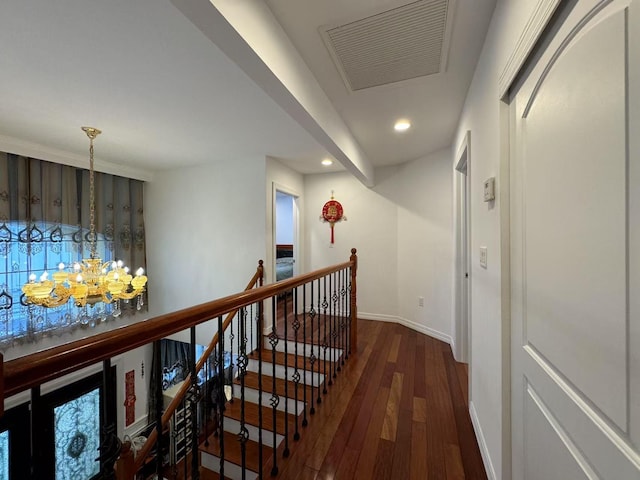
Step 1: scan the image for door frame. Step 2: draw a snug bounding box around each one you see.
[453,130,471,366]
[272,183,300,281]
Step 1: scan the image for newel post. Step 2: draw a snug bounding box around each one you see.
[114,440,135,480]
[258,259,264,287]
[349,248,358,353]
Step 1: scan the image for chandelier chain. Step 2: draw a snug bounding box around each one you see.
[89,138,97,259]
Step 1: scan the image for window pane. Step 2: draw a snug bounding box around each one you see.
[54,387,100,480]
[0,221,115,346]
[0,430,8,480]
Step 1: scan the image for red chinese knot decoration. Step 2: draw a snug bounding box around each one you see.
[320,191,346,244]
[124,370,136,427]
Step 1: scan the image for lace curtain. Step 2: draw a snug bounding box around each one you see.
[0,152,147,349]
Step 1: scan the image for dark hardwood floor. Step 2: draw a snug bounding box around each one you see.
[272,318,487,480]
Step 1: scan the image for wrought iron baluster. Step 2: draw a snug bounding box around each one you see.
[302,284,309,426]
[250,301,254,354]
[292,287,301,441]
[230,309,235,403]
[322,276,328,394]
[308,281,316,415]
[331,272,340,378]
[190,326,200,479]
[257,299,264,478]
[341,267,347,365]
[283,293,290,458]
[204,350,210,447]
[217,315,225,479]
[237,307,249,479]
[268,297,280,476]
[348,267,353,356]
[100,359,119,480]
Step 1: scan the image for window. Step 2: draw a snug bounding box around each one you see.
[0,151,147,349]
[0,221,115,347]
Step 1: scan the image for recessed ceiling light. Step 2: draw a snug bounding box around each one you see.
[321,158,333,166]
[394,119,411,132]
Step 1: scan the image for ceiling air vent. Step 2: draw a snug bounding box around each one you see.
[322,0,450,91]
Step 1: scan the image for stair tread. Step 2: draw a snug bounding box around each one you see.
[200,429,271,474]
[199,468,231,480]
[249,349,339,375]
[224,398,298,435]
[238,371,321,402]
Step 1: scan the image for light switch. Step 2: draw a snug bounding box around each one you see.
[480,247,488,268]
[483,177,495,201]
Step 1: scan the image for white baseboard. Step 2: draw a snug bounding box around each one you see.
[470,401,497,480]
[124,414,149,438]
[358,311,453,345]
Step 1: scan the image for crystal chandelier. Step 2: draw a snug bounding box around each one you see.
[21,127,148,311]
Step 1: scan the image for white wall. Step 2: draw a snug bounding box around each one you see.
[452,1,544,478]
[304,149,453,341]
[145,158,266,345]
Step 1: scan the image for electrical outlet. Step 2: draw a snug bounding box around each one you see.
[480,247,488,268]
[418,296,424,307]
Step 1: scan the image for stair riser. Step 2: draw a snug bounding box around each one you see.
[221,417,284,449]
[201,451,258,480]
[231,386,305,415]
[262,339,343,361]
[244,358,323,385]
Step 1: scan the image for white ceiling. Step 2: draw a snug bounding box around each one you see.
[0,0,496,181]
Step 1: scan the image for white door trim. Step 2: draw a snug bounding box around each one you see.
[453,130,471,366]
[498,0,563,99]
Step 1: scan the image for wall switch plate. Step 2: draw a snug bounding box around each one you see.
[480,247,488,268]
[418,296,424,307]
[483,177,495,201]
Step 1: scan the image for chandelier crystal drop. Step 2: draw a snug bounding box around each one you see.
[21,127,148,311]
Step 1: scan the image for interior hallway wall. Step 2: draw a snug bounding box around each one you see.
[452,0,549,478]
[145,157,266,346]
[304,148,453,341]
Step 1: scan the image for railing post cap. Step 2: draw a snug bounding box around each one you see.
[351,248,357,255]
[258,259,264,266]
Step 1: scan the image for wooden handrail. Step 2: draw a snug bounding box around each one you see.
[133,260,264,470]
[2,251,356,401]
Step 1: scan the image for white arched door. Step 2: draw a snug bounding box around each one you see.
[510,0,640,478]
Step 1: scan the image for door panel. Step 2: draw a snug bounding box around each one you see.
[523,5,627,429]
[511,0,640,477]
[524,383,591,480]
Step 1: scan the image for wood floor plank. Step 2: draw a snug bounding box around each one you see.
[387,333,402,363]
[414,340,427,398]
[380,372,403,441]
[293,466,319,480]
[333,445,360,479]
[445,443,466,480]
[413,396,427,423]
[352,387,390,480]
[390,404,413,479]
[410,421,428,480]
[371,438,395,480]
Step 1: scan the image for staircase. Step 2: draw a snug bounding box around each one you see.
[199,333,345,479]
